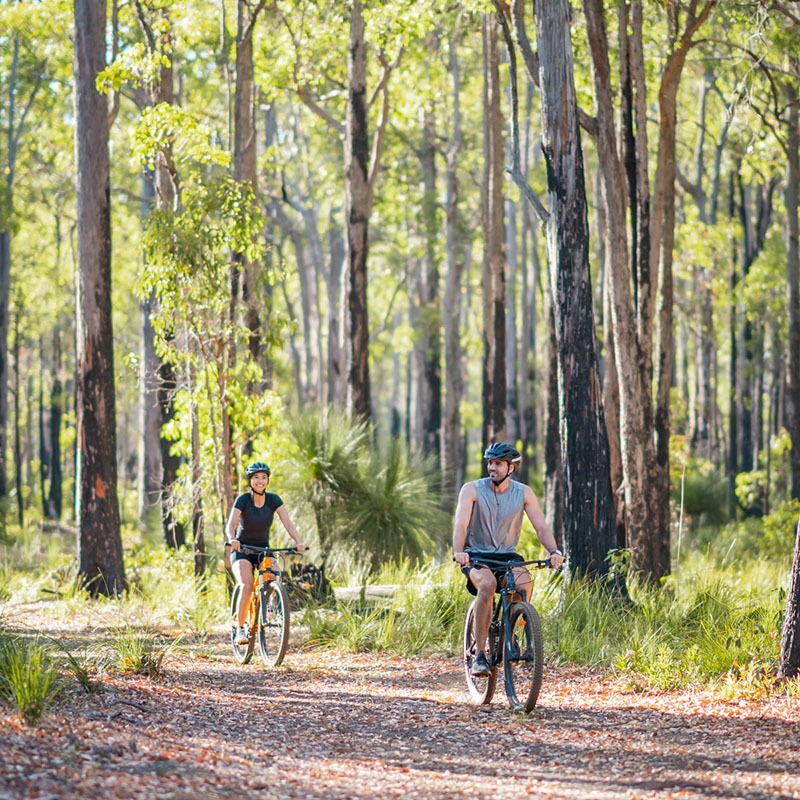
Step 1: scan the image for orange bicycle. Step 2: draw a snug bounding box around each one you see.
[230,545,299,667]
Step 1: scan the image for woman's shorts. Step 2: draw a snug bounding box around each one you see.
[231,551,262,570]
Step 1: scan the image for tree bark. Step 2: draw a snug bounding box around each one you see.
[442,26,465,507]
[47,330,64,521]
[138,171,162,537]
[584,0,662,579]
[420,106,442,458]
[344,0,372,420]
[73,0,125,595]
[786,74,800,501]
[534,0,616,576]
[233,0,266,367]
[779,512,800,677]
[481,13,507,446]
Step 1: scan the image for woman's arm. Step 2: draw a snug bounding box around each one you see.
[226,506,242,551]
[276,505,306,551]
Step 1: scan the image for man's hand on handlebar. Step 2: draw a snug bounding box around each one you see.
[453,551,470,566]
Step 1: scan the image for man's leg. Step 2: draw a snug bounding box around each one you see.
[469,567,497,656]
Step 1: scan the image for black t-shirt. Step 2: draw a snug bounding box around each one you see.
[233,491,284,547]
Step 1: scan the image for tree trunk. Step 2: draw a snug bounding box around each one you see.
[651,0,715,576]
[12,312,22,528]
[481,13,506,446]
[779,512,800,678]
[46,329,63,520]
[584,0,662,580]
[344,0,372,420]
[233,0,265,367]
[134,2,185,549]
[138,171,162,538]
[73,0,125,595]
[543,273,563,542]
[442,27,465,507]
[534,0,616,576]
[420,106,442,458]
[787,74,800,501]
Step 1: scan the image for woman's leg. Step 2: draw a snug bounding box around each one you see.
[232,557,255,626]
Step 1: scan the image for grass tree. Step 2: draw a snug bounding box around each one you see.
[286,405,447,575]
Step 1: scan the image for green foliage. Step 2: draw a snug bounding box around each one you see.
[676,460,728,528]
[284,405,447,575]
[301,560,466,655]
[735,429,795,518]
[52,640,105,694]
[541,563,786,694]
[108,623,168,678]
[762,500,800,557]
[0,634,62,725]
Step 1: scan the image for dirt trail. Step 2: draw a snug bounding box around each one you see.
[1,606,799,800]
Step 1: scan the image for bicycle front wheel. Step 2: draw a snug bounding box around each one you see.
[258,581,290,667]
[463,601,497,705]
[504,601,544,712]
[230,584,256,665]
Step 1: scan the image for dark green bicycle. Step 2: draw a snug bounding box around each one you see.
[462,556,551,713]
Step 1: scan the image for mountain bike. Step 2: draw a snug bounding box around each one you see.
[462,555,551,713]
[230,544,300,667]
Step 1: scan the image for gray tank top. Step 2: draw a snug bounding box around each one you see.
[465,477,525,552]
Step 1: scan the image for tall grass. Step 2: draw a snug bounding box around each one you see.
[0,634,61,724]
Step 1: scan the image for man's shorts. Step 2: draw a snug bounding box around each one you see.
[461,550,524,596]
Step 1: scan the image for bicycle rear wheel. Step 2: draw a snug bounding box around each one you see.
[504,601,543,712]
[258,581,290,667]
[230,584,256,664]
[463,600,497,705]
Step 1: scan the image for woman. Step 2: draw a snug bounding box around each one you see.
[226,460,306,644]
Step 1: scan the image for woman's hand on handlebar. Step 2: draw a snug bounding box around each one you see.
[229,539,241,552]
[294,542,308,553]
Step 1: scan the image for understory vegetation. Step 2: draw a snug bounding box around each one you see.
[1,496,799,725]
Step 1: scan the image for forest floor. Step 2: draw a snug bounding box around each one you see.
[1,599,800,800]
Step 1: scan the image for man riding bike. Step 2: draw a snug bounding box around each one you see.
[452,442,564,677]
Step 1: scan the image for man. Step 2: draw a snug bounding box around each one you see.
[452,442,565,676]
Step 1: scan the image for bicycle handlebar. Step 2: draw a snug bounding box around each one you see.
[237,544,307,556]
[457,555,553,569]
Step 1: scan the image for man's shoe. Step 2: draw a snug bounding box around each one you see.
[235,625,250,645]
[470,651,491,677]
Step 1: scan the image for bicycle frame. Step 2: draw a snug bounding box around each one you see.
[463,556,550,712]
[478,558,548,667]
[230,545,300,667]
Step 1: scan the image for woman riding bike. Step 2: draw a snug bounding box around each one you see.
[226,461,306,644]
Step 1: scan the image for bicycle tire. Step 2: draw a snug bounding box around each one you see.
[503,601,544,712]
[258,580,290,667]
[230,584,256,664]
[463,600,498,705]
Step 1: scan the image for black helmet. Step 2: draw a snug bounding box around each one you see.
[245,461,271,477]
[483,442,521,464]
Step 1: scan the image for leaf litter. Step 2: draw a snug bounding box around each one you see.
[1,607,799,800]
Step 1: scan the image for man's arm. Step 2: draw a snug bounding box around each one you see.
[452,482,476,565]
[523,485,565,567]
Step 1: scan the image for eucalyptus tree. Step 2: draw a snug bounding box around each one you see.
[0,3,60,524]
[481,12,507,446]
[132,0,186,550]
[532,0,616,576]
[73,0,125,595]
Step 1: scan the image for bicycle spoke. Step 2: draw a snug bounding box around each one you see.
[504,602,543,712]
[463,601,497,705]
[258,581,290,667]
